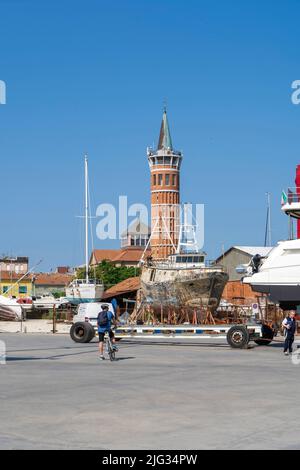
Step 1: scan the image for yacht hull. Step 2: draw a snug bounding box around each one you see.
[0,297,22,321]
[242,239,300,308]
[247,282,300,305]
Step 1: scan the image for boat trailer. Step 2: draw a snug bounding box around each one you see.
[70,313,275,348]
[114,323,273,349]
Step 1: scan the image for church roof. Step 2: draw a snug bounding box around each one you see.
[121,219,151,237]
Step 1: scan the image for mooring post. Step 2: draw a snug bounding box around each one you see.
[52,304,57,334]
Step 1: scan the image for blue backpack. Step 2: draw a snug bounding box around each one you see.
[97,310,109,327]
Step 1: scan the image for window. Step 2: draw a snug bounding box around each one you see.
[172,174,176,186]
[2,286,9,293]
[19,286,28,294]
[158,174,163,185]
[165,174,170,186]
[153,174,156,186]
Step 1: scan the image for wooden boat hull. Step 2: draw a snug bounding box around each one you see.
[141,266,228,309]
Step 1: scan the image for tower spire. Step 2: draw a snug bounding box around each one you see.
[158,109,173,150]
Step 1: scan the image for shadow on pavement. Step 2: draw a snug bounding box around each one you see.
[114,356,135,361]
[119,340,229,348]
[5,349,100,362]
[6,343,96,354]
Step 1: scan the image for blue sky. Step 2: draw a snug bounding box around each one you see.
[1,0,300,270]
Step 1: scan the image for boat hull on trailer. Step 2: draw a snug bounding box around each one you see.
[0,296,22,321]
[141,266,228,309]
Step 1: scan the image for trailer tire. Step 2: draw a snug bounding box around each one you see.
[254,324,274,346]
[227,326,249,349]
[70,322,95,343]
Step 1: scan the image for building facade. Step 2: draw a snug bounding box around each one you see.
[0,256,28,275]
[222,280,262,305]
[215,246,273,281]
[0,272,32,298]
[33,273,73,296]
[147,109,182,259]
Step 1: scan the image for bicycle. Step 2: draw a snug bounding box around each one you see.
[104,330,116,361]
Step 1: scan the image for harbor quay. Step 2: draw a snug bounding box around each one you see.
[0,332,299,450]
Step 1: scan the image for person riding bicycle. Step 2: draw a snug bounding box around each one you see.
[97,304,118,360]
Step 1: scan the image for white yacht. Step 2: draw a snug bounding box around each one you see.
[242,184,300,310]
[242,239,300,310]
[65,156,104,304]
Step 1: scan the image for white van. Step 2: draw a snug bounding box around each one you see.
[70,302,114,343]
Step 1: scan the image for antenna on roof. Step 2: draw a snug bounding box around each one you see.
[163,98,167,113]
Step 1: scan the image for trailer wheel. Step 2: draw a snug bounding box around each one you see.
[227,326,249,349]
[254,324,274,346]
[70,322,95,343]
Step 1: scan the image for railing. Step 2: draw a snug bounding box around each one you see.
[144,258,226,272]
[71,279,101,286]
[282,188,300,204]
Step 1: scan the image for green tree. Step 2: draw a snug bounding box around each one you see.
[77,260,140,290]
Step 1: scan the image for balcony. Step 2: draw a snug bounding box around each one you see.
[281,188,300,219]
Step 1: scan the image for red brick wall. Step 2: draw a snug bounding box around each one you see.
[222,280,263,305]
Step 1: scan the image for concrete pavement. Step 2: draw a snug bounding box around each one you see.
[0,333,299,450]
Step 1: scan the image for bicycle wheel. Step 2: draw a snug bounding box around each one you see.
[109,349,115,361]
[107,338,115,361]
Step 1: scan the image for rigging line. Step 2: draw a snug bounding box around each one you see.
[181,204,200,251]
[162,216,177,251]
[87,173,96,280]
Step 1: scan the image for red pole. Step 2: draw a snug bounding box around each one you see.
[295,165,300,238]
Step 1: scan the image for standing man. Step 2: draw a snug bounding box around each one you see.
[282,311,297,356]
[97,304,118,360]
[111,297,118,317]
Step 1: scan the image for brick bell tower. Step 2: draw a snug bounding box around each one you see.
[147,109,183,259]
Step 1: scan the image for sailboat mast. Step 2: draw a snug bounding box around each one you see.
[85,155,89,283]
